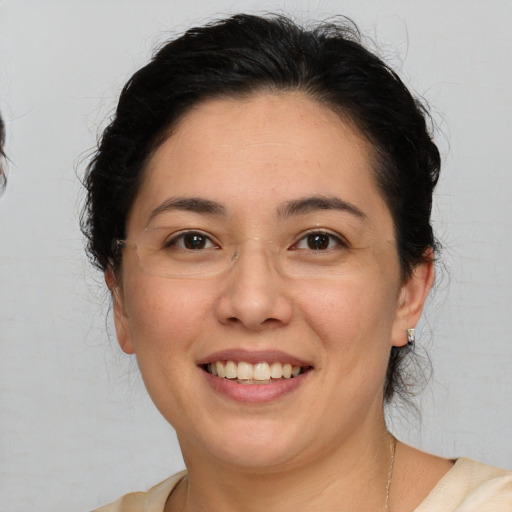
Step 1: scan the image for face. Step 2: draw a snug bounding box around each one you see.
[110,93,432,471]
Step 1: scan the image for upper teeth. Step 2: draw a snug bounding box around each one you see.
[207,361,302,381]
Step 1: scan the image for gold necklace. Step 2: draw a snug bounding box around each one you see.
[173,436,399,512]
[385,435,397,512]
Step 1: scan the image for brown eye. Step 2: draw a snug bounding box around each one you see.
[292,231,346,252]
[183,233,208,250]
[306,233,331,250]
[165,231,216,250]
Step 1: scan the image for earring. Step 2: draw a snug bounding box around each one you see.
[407,328,415,345]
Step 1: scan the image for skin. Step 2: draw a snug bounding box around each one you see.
[107,93,451,511]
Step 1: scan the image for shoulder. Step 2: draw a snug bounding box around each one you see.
[415,458,512,511]
[90,470,187,512]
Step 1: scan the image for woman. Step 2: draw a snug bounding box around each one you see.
[82,14,512,512]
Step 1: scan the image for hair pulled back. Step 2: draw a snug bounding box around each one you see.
[82,14,440,403]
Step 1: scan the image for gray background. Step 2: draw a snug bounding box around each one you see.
[1,1,511,510]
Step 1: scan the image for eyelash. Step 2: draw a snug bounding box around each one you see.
[291,231,348,251]
[163,230,347,251]
[163,231,219,250]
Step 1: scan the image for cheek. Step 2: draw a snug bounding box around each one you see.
[292,278,397,430]
[123,277,215,353]
[120,278,218,422]
[294,273,399,357]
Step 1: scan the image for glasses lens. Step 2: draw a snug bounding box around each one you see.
[135,228,229,278]
[131,228,350,279]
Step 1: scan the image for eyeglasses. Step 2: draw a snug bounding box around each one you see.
[114,226,351,279]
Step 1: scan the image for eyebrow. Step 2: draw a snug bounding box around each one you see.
[148,197,226,222]
[148,194,366,223]
[277,195,366,220]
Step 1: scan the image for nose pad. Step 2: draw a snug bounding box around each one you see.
[231,249,240,264]
[216,242,293,330]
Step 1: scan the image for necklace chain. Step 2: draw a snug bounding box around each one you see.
[385,435,397,512]
[173,435,398,512]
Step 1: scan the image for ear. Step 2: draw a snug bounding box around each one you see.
[105,266,135,355]
[391,252,435,347]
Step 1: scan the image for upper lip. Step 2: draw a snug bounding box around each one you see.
[196,349,312,367]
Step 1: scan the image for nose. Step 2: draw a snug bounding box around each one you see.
[215,243,293,331]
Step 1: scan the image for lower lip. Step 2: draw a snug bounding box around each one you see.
[202,369,310,404]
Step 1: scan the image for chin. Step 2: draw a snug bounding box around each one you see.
[180,420,309,471]
[214,442,303,471]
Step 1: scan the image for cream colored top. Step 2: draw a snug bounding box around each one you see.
[91,458,512,512]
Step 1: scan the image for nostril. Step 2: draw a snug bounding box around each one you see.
[215,264,293,329]
[226,315,284,327]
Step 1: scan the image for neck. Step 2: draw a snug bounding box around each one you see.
[169,423,394,512]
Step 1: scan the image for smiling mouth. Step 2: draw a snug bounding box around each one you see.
[203,361,310,384]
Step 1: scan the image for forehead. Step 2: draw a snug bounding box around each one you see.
[130,93,388,227]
